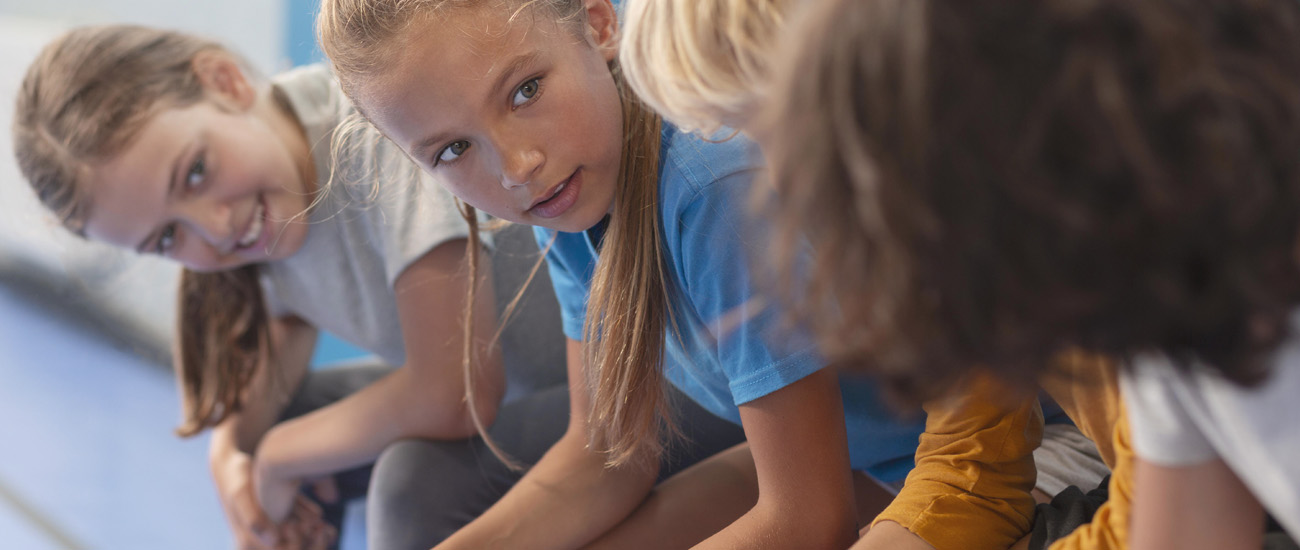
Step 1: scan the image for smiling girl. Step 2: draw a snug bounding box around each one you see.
[12,24,556,550]
[319,1,932,548]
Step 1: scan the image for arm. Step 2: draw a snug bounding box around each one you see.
[436,338,660,550]
[209,314,319,548]
[1130,457,1262,550]
[255,238,506,521]
[861,373,1041,550]
[695,368,859,550]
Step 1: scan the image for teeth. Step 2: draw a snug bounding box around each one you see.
[239,203,264,247]
[547,181,568,201]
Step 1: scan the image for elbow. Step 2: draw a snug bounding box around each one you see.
[756,497,858,550]
[416,381,502,440]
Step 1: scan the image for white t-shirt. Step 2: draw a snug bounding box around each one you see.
[1122,333,1300,538]
[257,64,478,366]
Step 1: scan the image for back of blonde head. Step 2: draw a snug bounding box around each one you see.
[619,0,790,134]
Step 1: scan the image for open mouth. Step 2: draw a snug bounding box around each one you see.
[237,199,265,249]
[528,170,582,219]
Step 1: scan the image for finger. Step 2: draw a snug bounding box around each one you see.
[294,494,324,519]
[311,477,340,504]
[291,496,324,527]
[308,524,334,550]
[235,492,278,548]
[274,523,303,550]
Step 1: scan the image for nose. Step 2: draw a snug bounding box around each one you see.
[496,136,544,191]
[178,196,235,252]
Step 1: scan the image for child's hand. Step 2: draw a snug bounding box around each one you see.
[273,496,337,550]
[253,462,304,525]
[212,449,281,549]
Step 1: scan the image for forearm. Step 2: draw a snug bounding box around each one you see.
[256,363,499,482]
[438,430,659,550]
[210,317,316,462]
[695,498,857,550]
[874,374,1041,550]
[695,369,858,550]
[855,521,936,550]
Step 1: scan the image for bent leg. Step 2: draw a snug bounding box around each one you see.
[366,384,570,550]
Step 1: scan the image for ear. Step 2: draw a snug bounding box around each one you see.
[584,0,619,62]
[191,50,256,111]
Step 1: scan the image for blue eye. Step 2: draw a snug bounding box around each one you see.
[512,78,541,108]
[155,224,177,255]
[436,140,470,165]
[186,157,205,188]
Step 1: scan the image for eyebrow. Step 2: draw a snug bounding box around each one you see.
[134,149,186,253]
[411,50,543,161]
[489,50,542,105]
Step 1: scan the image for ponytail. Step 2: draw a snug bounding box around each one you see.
[583,62,675,468]
[173,266,271,437]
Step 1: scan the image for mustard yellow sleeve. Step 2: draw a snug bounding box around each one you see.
[872,373,1042,550]
[1047,408,1134,550]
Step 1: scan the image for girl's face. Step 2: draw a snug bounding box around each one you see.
[357,0,624,233]
[82,58,314,272]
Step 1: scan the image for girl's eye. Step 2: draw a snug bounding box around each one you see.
[155,224,177,255]
[436,141,470,165]
[185,157,206,188]
[512,78,541,108]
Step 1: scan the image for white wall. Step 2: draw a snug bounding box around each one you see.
[0,0,286,74]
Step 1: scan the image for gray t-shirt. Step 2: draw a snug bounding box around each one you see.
[1122,324,1300,539]
[258,64,476,366]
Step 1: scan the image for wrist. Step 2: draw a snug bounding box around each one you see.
[253,424,293,482]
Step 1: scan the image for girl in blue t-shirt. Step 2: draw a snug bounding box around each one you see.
[319,0,926,547]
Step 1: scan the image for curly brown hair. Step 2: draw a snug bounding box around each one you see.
[762,0,1300,400]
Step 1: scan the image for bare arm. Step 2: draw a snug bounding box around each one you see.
[1130,457,1262,550]
[254,238,505,520]
[209,314,318,548]
[695,368,859,550]
[436,338,660,550]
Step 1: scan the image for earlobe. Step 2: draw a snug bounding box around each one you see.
[584,0,619,61]
[192,51,256,110]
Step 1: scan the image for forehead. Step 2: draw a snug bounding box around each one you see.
[357,7,578,135]
[82,105,198,248]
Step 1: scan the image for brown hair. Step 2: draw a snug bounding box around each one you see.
[763,0,1300,400]
[13,25,275,436]
[320,0,674,466]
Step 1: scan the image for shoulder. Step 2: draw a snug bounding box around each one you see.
[657,125,764,221]
[272,64,349,137]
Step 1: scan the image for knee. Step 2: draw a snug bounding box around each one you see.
[366,439,495,550]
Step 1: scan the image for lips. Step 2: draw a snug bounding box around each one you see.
[236,199,265,249]
[528,170,582,219]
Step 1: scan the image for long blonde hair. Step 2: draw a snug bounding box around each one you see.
[320,0,674,466]
[12,25,274,436]
[619,0,790,134]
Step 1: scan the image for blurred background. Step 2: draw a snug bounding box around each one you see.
[0,1,371,548]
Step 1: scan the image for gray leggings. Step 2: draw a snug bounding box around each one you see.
[281,363,747,550]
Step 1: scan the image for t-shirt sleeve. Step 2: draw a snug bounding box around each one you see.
[534,227,588,341]
[873,373,1040,550]
[1120,358,1218,466]
[370,146,477,288]
[673,170,824,406]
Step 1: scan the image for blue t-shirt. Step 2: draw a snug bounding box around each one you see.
[535,126,926,482]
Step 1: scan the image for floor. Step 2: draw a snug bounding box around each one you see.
[0,282,367,549]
